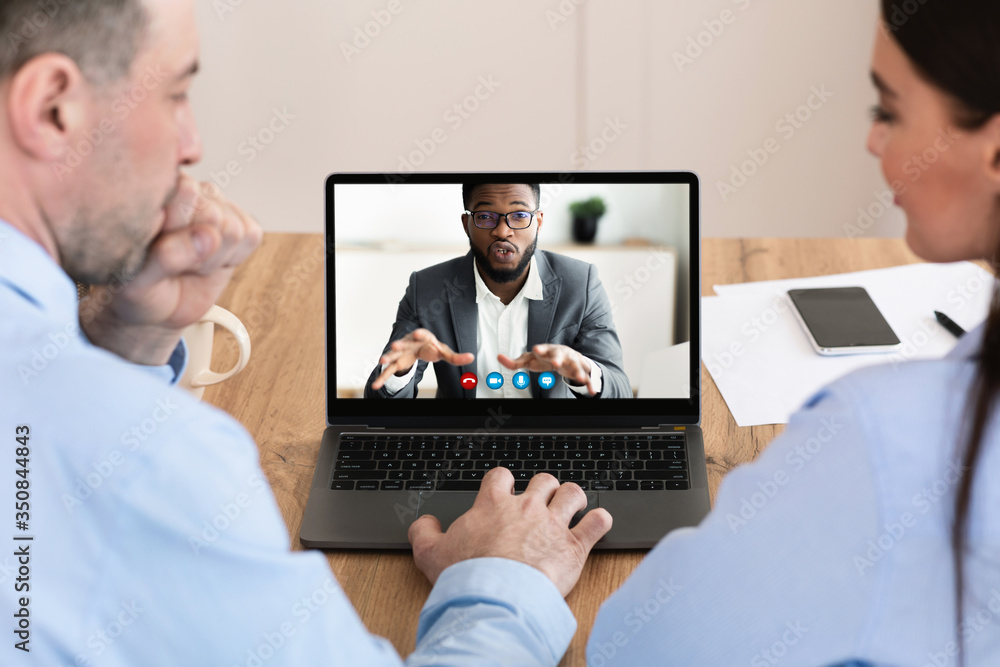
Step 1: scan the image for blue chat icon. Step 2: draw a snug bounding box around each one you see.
[538,372,556,390]
[512,372,530,390]
[486,372,504,390]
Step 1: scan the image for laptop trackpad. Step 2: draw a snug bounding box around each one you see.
[416,491,600,532]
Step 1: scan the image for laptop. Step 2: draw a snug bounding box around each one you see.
[300,171,709,549]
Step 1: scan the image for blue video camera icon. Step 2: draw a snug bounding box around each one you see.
[486,372,504,390]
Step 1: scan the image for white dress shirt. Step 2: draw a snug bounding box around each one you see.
[383,256,602,397]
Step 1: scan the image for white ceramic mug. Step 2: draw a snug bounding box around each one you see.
[179,305,251,400]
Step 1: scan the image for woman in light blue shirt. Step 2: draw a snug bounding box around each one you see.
[589,1,1000,665]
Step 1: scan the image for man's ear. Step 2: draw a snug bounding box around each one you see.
[6,53,90,162]
[535,210,543,232]
[460,212,471,239]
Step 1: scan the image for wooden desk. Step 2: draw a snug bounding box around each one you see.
[204,235,923,665]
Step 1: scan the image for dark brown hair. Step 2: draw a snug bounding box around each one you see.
[881,0,1000,663]
[0,0,148,85]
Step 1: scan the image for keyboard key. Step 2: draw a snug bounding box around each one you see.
[651,442,685,450]
[559,470,583,481]
[591,481,613,491]
[572,461,596,470]
[335,461,377,471]
[646,462,688,471]
[634,471,689,481]
[615,481,639,490]
[380,481,404,491]
[463,471,485,480]
[337,450,372,460]
[333,470,387,481]
[331,481,355,490]
[404,481,433,490]
[665,481,690,490]
[640,481,665,491]
[356,481,380,490]
[436,481,482,491]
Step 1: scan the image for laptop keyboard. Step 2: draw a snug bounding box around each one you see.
[331,433,689,492]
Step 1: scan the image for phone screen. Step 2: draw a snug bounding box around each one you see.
[788,287,900,349]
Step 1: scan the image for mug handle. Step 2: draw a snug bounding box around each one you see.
[189,305,252,388]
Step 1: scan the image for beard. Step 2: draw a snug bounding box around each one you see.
[470,232,538,284]
[61,175,178,287]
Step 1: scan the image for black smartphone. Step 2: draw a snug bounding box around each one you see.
[787,287,902,355]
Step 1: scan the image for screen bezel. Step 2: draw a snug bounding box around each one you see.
[325,171,701,428]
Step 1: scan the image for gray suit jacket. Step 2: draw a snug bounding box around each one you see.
[364,250,630,399]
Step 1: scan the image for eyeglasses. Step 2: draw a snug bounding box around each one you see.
[464,210,538,230]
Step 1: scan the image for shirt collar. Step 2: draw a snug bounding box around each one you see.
[0,219,78,319]
[473,254,544,304]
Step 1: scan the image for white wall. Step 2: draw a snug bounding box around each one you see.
[189,0,903,241]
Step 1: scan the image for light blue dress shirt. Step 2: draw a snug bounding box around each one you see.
[590,310,1000,665]
[0,220,575,666]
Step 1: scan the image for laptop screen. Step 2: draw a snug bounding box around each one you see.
[326,172,700,427]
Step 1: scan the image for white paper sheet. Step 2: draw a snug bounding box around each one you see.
[702,262,994,426]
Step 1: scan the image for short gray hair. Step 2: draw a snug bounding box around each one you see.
[0,0,148,85]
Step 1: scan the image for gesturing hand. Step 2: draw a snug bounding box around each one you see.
[81,175,263,366]
[499,344,597,395]
[370,328,475,390]
[409,468,613,597]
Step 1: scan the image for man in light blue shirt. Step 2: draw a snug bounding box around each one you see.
[0,0,610,664]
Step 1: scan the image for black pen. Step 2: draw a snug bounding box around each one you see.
[934,310,966,338]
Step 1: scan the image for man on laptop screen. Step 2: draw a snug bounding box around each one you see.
[366,182,631,399]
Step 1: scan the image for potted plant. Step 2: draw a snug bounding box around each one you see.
[569,196,607,244]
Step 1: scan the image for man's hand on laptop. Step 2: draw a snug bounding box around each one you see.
[499,344,598,395]
[408,468,613,597]
[370,328,475,390]
[81,175,263,366]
